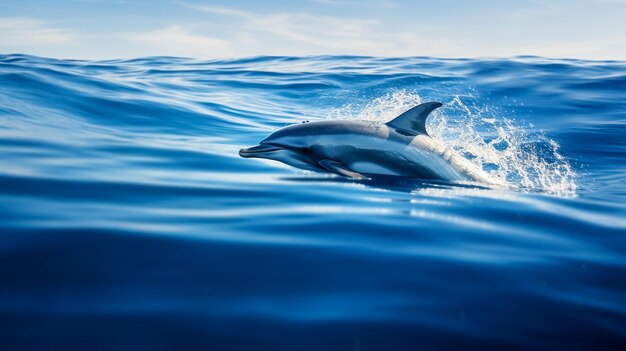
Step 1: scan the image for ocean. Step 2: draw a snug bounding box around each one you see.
[1,54,625,350]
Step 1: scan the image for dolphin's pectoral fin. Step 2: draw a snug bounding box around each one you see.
[318,159,366,179]
[386,101,443,136]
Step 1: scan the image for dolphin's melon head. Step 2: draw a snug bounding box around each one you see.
[239,123,321,172]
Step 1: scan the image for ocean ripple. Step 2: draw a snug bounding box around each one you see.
[1,54,626,350]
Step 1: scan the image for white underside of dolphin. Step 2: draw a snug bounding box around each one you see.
[240,102,503,186]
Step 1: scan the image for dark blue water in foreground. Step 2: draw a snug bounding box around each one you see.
[1,54,626,350]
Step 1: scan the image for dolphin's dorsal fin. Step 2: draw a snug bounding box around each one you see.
[385,102,443,136]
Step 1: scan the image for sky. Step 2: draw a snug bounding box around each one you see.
[1,0,626,60]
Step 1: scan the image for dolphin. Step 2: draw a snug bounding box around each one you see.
[240,102,500,185]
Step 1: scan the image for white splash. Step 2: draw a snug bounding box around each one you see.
[327,90,577,196]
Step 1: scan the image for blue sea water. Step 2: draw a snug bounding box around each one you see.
[1,53,625,350]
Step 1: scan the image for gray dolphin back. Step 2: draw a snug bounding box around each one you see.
[385,102,443,136]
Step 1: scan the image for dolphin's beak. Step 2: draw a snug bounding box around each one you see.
[239,144,282,158]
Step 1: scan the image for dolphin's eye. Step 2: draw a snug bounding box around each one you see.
[301,147,312,154]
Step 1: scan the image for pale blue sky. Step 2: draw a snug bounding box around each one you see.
[1,0,625,59]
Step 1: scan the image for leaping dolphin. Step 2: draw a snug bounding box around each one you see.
[240,102,500,185]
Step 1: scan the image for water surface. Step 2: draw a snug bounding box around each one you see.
[1,54,626,350]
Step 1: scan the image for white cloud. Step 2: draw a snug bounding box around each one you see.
[0,17,74,46]
[308,0,398,8]
[500,1,589,21]
[183,4,454,57]
[182,4,251,18]
[492,37,626,59]
[123,2,623,60]
[591,0,626,4]
[3,3,624,60]
[125,25,233,58]
[248,14,380,51]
